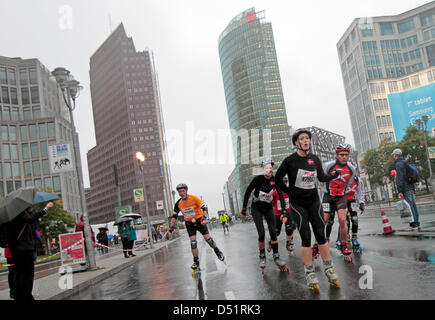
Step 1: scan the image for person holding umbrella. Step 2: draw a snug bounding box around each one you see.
[117,219,137,258]
[8,199,54,301]
[97,227,109,254]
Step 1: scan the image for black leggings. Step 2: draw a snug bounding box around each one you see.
[289,197,327,247]
[251,203,277,243]
[275,215,295,237]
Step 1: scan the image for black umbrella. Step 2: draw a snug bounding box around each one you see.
[114,216,133,226]
[0,187,37,225]
[120,213,142,219]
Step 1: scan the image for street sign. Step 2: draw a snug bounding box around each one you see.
[428,146,435,159]
[156,200,164,210]
[115,205,132,219]
[134,188,144,202]
[48,143,74,173]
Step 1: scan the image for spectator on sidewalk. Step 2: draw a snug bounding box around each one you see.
[8,202,54,301]
[96,229,109,254]
[392,148,421,231]
[118,221,137,258]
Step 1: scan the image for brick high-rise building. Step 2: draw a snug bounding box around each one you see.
[87,23,172,224]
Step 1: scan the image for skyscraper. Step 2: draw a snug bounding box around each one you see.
[0,56,82,219]
[337,2,435,156]
[218,8,291,197]
[87,23,172,224]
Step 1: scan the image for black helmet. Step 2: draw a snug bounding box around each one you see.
[292,128,312,145]
[261,159,274,167]
[176,183,188,191]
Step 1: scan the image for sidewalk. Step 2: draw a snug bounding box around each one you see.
[0,233,183,300]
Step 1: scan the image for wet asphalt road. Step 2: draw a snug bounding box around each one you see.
[67,213,435,300]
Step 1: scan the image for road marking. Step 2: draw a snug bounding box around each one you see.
[225,291,236,300]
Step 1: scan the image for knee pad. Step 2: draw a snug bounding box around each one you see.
[206,237,214,247]
[190,240,197,250]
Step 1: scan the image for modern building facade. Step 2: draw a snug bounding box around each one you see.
[86,23,172,224]
[222,168,241,215]
[0,56,82,220]
[218,8,292,198]
[337,2,435,158]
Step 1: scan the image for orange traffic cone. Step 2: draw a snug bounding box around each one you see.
[381,210,395,235]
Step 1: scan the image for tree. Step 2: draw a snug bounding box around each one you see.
[361,138,396,187]
[33,202,76,255]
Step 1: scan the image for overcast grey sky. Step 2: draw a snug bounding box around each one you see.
[0,0,430,215]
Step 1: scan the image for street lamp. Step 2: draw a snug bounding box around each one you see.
[51,67,97,270]
[415,116,435,200]
[136,151,153,248]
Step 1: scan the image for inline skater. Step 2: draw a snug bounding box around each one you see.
[241,159,289,274]
[275,129,340,293]
[168,184,225,274]
[318,143,356,262]
[219,212,230,234]
[267,176,296,255]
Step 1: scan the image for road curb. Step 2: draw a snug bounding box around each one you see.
[48,236,182,300]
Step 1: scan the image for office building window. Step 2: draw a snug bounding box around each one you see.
[2,87,9,104]
[2,144,10,159]
[19,68,28,85]
[39,123,47,138]
[30,87,39,103]
[31,142,39,157]
[24,161,32,176]
[21,87,30,105]
[42,159,50,175]
[48,122,55,137]
[29,124,37,139]
[397,18,415,34]
[412,75,420,86]
[22,143,29,158]
[426,44,435,66]
[53,176,61,191]
[11,144,18,159]
[2,107,10,121]
[29,68,37,85]
[402,78,411,90]
[0,67,6,84]
[380,23,394,35]
[420,11,434,26]
[9,126,16,141]
[32,160,40,175]
[8,68,15,85]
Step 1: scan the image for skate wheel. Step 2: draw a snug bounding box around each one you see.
[309,284,320,294]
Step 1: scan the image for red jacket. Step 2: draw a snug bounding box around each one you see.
[272,189,290,215]
[75,216,96,247]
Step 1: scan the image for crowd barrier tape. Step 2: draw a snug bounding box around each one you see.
[0,239,84,268]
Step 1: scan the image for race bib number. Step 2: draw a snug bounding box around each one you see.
[277,198,290,211]
[322,203,331,212]
[181,206,196,219]
[295,169,317,189]
[351,202,358,211]
[258,190,273,203]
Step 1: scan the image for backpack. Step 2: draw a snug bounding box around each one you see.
[405,162,419,184]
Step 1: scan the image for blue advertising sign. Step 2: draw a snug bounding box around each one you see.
[388,83,435,142]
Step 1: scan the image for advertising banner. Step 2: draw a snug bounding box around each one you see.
[388,83,435,142]
[58,231,86,266]
[115,205,132,219]
[48,143,74,173]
